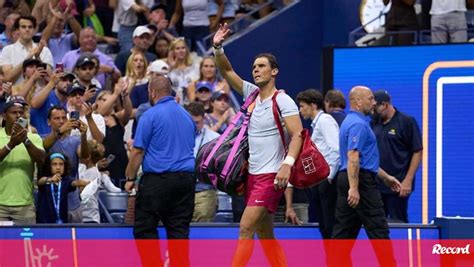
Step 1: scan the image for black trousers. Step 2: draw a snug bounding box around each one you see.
[134,172,195,239]
[311,178,337,239]
[382,193,409,223]
[330,170,395,267]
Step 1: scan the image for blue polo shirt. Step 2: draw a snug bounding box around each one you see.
[339,111,379,173]
[134,96,195,174]
[30,90,67,137]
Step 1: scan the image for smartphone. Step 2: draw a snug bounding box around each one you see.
[70,111,80,121]
[55,62,64,72]
[38,62,47,70]
[106,154,116,165]
[17,117,28,128]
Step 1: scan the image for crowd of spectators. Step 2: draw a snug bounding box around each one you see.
[0,0,290,225]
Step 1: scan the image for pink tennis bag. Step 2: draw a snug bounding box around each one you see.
[195,90,259,196]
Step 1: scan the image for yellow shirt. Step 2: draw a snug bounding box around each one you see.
[0,128,44,206]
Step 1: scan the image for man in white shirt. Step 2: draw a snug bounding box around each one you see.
[214,23,303,266]
[297,89,340,240]
[430,0,468,43]
[0,15,53,85]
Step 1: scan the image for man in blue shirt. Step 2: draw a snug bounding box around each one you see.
[125,75,195,267]
[330,86,401,267]
[30,72,73,137]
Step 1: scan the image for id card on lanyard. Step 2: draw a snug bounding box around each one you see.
[51,182,63,224]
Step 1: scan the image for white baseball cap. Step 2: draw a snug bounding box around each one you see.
[133,26,152,38]
[148,60,169,75]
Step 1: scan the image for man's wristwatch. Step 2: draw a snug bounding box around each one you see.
[126,177,136,182]
[213,43,222,49]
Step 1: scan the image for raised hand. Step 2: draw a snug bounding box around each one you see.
[213,23,231,47]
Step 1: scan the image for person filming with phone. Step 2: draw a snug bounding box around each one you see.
[42,105,90,223]
[0,96,46,224]
[66,81,105,142]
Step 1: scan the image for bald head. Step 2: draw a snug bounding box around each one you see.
[348,85,375,115]
[148,75,172,105]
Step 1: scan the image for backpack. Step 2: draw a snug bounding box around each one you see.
[195,89,259,195]
[272,90,330,188]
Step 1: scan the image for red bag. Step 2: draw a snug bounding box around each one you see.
[272,91,330,188]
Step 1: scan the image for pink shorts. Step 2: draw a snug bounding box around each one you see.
[245,173,285,214]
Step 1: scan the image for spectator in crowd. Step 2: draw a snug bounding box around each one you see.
[66,82,105,142]
[73,53,103,95]
[0,96,45,224]
[61,27,121,89]
[204,90,235,134]
[208,0,225,32]
[383,0,419,45]
[30,69,74,137]
[120,51,148,138]
[79,140,121,223]
[297,89,340,239]
[132,59,170,138]
[167,38,199,105]
[147,3,177,41]
[324,89,346,126]
[7,0,30,17]
[170,0,211,52]
[42,105,90,223]
[186,102,220,222]
[91,0,115,37]
[193,81,213,113]
[121,51,149,96]
[153,36,170,60]
[41,3,82,65]
[114,0,148,53]
[209,0,237,32]
[187,56,230,103]
[11,58,48,103]
[95,81,132,187]
[0,75,13,116]
[114,26,156,76]
[0,15,53,85]
[213,23,303,266]
[37,152,89,223]
[430,0,468,43]
[125,75,195,266]
[0,13,20,51]
[371,90,422,223]
[330,86,400,266]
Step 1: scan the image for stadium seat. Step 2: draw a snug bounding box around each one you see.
[99,191,129,223]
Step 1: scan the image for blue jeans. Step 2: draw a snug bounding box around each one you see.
[182,26,209,53]
[118,25,135,53]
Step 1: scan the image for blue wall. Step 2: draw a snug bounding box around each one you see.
[333,44,474,223]
[224,0,360,97]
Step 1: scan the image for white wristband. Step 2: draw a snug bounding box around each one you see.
[282,156,295,167]
[213,46,224,56]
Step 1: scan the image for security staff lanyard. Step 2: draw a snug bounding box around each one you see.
[51,182,63,224]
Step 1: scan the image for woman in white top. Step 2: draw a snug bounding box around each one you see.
[167,38,199,105]
[187,56,230,103]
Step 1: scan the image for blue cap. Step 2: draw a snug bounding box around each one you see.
[196,81,213,92]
